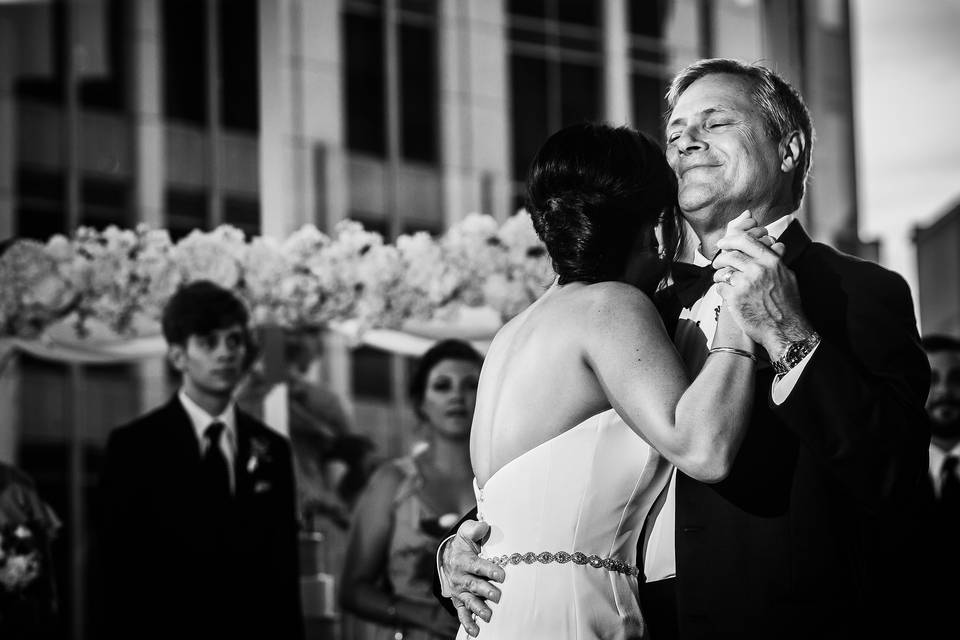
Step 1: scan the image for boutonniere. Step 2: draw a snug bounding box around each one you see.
[246,437,273,475]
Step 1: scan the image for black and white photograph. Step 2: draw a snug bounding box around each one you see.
[0,1,958,639]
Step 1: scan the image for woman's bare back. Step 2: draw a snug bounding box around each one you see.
[471,281,672,488]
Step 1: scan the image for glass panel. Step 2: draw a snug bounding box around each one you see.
[351,346,393,400]
[165,188,209,240]
[223,195,261,237]
[162,0,208,124]
[559,62,600,126]
[15,168,66,240]
[510,54,549,181]
[344,12,386,156]
[399,23,437,163]
[80,177,131,229]
[80,0,129,112]
[632,73,668,141]
[557,0,598,26]
[629,0,669,37]
[218,0,259,131]
[508,0,546,19]
[399,0,436,17]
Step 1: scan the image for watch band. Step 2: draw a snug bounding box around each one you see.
[772,332,821,376]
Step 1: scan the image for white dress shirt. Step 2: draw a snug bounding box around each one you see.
[178,389,238,493]
[929,441,960,497]
[644,214,818,582]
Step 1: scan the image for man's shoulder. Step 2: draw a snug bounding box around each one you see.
[801,241,909,299]
[108,398,183,447]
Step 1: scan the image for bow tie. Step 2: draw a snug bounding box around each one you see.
[672,261,716,308]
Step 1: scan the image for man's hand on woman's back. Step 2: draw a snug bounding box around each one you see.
[440,519,505,637]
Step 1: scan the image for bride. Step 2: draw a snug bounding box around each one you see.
[452,123,769,639]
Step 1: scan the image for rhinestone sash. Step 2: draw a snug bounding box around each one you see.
[486,551,640,577]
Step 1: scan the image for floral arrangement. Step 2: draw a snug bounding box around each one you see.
[0,525,41,593]
[0,211,556,340]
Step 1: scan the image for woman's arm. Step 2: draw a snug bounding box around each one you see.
[584,284,755,482]
[339,464,459,636]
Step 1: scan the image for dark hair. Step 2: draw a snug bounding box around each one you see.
[408,339,483,420]
[525,122,682,287]
[922,334,960,354]
[161,280,256,364]
[666,58,815,210]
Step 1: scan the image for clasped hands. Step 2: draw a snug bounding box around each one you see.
[711,211,813,359]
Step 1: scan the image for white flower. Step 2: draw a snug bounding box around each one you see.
[172,230,242,289]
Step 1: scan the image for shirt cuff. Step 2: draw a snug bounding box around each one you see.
[436,534,456,597]
[771,342,820,405]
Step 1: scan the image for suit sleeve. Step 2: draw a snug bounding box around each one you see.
[772,266,930,512]
[99,428,142,639]
[431,506,479,617]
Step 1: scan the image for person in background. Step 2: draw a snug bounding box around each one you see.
[0,461,60,640]
[99,280,303,640]
[341,340,482,639]
[923,334,960,626]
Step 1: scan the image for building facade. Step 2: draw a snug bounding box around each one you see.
[914,199,960,337]
[0,1,862,638]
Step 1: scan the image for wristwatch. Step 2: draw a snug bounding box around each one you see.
[772,331,821,376]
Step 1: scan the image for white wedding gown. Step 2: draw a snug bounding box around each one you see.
[457,408,672,640]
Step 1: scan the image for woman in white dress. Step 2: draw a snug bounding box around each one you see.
[457,123,769,639]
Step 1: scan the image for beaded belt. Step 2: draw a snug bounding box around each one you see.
[486,551,640,577]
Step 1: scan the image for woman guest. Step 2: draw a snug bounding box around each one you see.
[341,340,482,639]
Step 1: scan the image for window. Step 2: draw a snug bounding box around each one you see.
[165,188,209,241]
[224,195,261,238]
[628,2,673,140]
[80,177,131,229]
[218,0,259,131]
[15,168,66,240]
[351,346,393,400]
[162,0,208,124]
[14,0,128,111]
[343,0,438,163]
[507,0,603,188]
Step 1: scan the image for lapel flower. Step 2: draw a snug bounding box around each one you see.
[246,436,273,475]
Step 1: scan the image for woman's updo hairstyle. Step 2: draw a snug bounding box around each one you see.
[526,122,681,286]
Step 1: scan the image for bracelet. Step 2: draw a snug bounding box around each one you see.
[708,347,757,362]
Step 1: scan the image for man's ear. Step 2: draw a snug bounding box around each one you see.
[780,131,804,173]
[167,344,186,373]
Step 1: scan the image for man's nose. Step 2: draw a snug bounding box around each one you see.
[676,127,705,155]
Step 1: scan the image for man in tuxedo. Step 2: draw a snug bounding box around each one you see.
[923,335,960,621]
[100,281,304,640]
[435,59,930,639]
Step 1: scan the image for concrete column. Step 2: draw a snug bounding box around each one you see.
[132,0,164,228]
[439,0,509,222]
[603,0,630,126]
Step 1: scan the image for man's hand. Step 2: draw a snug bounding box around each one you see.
[712,230,814,359]
[442,520,505,637]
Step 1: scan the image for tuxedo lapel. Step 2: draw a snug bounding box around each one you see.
[777,219,813,267]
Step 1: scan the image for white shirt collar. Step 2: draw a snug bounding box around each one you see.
[930,440,960,473]
[688,213,797,266]
[177,388,237,451]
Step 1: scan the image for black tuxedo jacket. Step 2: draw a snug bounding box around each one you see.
[655,221,932,639]
[99,396,304,640]
[433,222,932,638]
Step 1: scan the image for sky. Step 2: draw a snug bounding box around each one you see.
[852,0,960,301]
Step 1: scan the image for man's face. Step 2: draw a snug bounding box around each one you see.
[169,324,248,400]
[665,73,785,219]
[927,350,960,440]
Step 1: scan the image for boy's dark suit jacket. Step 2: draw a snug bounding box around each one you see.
[100,396,304,640]
[432,221,932,638]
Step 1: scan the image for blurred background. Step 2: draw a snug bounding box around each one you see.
[0,1,957,639]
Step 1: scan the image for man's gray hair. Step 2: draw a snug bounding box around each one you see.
[666,58,815,210]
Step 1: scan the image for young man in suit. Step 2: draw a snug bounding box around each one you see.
[436,59,931,639]
[100,281,304,640]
